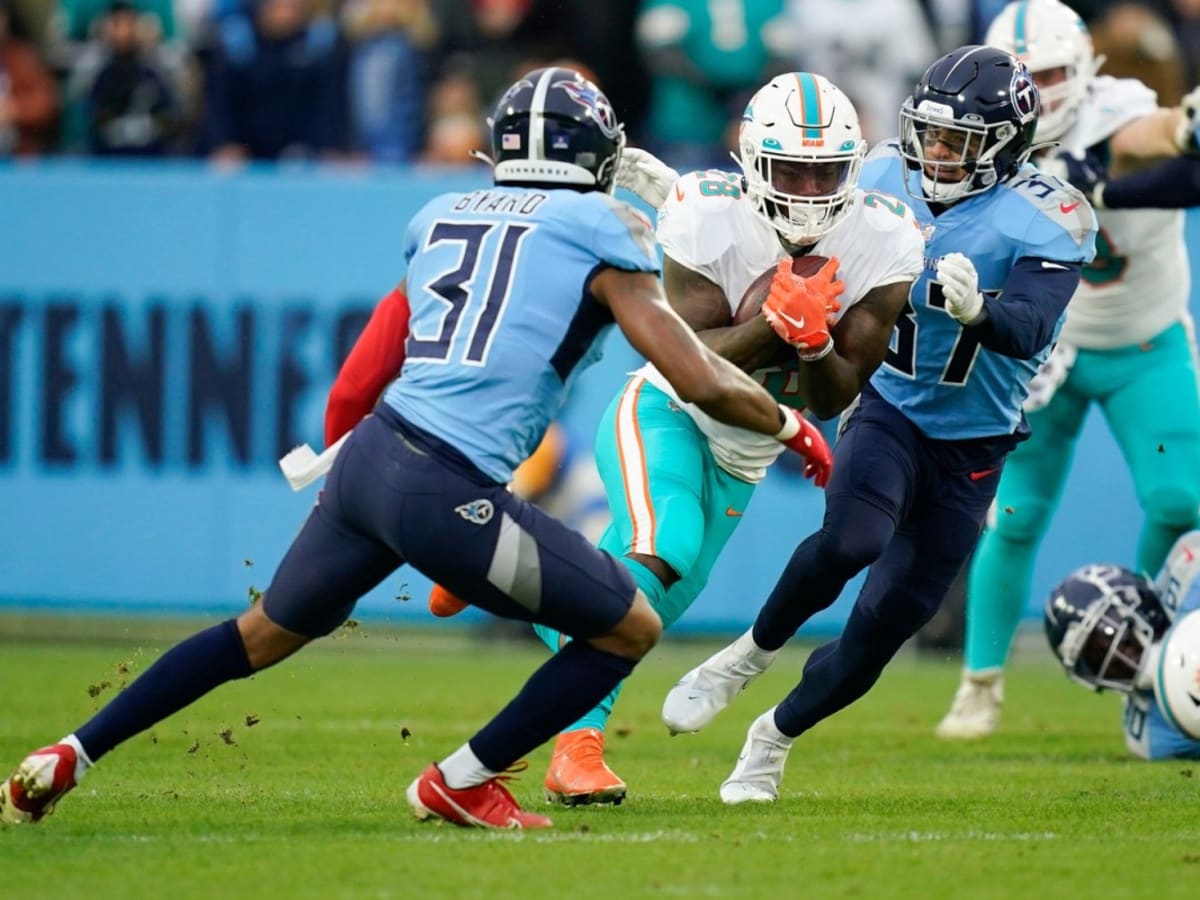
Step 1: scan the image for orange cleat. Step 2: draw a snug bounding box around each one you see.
[406,762,552,829]
[543,727,627,806]
[428,584,469,618]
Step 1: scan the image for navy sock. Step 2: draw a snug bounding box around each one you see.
[468,641,636,772]
[75,619,254,761]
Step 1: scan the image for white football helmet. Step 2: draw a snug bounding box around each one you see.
[737,73,867,246]
[985,0,1100,143]
[1153,610,1200,740]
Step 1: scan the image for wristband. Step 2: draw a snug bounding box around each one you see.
[797,340,834,362]
[774,407,800,441]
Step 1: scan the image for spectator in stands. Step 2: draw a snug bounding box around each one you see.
[84,0,180,154]
[635,0,789,171]
[788,0,938,143]
[205,0,345,161]
[344,0,434,163]
[419,57,482,163]
[48,0,178,73]
[0,0,58,155]
[428,0,576,108]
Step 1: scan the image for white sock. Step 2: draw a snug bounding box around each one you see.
[438,743,499,790]
[59,734,93,784]
[733,628,780,670]
[757,707,794,746]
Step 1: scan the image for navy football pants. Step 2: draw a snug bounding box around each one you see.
[754,388,1015,738]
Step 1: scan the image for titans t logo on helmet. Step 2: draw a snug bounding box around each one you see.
[553,79,621,139]
[1009,68,1039,123]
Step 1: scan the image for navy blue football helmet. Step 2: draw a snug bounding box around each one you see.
[1043,564,1169,692]
[899,45,1039,202]
[490,67,625,194]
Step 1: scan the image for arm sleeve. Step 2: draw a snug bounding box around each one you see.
[966,258,1081,359]
[1102,156,1200,209]
[323,288,410,446]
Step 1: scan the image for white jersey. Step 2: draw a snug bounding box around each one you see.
[1055,76,1189,350]
[639,170,925,482]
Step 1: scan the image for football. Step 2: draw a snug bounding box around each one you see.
[732,254,831,326]
[731,255,830,370]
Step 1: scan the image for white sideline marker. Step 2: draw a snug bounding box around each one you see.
[278,432,349,491]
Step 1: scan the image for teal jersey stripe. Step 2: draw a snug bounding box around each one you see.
[797,73,822,140]
[1014,0,1029,54]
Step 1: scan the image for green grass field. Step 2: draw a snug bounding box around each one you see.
[1,617,1197,899]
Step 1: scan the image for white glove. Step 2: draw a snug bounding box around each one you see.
[936,253,985,325]
[1023,341,1077,413]
[1176,85,1200,154]
[615,147,680,209]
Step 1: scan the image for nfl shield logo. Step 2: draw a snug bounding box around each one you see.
[502,134,521,150]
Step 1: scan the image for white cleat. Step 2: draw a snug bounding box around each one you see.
[662,630,778,735]
[935,671,1004,740]
[719,709,793,805]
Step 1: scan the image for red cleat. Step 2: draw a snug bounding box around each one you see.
[1,743,79,824]
[428,584,469,618]
[406,762,552,829]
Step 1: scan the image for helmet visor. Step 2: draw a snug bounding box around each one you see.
[1064,599,1155,692]
[746,145,863,244]
[900,106,987,184]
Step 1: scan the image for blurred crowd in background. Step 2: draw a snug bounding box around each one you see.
[1,0,1198,167]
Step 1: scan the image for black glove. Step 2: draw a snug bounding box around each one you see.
[1055,149,1107,209]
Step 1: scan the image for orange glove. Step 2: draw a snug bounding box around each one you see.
[761,258,845,361]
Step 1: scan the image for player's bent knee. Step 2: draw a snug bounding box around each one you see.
[990,497,1054,543]
[1142,487,1200,530]
[237,603,311,670]
[592,591,662,660]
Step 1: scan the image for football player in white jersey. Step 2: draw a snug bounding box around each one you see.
[1044,531,1200,761]
[531,72,925,805]
[938,0,1200,741]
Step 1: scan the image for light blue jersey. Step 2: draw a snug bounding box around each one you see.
[859,143,1096,439]
[1124,533,1200,760]
[383,187,659,483]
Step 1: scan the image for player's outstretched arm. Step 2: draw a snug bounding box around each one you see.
[661,256,787,372]
[1107,87,1200,175]
[591,268,784,437]
[1058,150,1200,210]
[324,282,410,446]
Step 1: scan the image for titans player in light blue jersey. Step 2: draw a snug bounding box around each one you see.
[661,46,1099,803]
[1045,531,1200,761]
[0,68,828,831]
